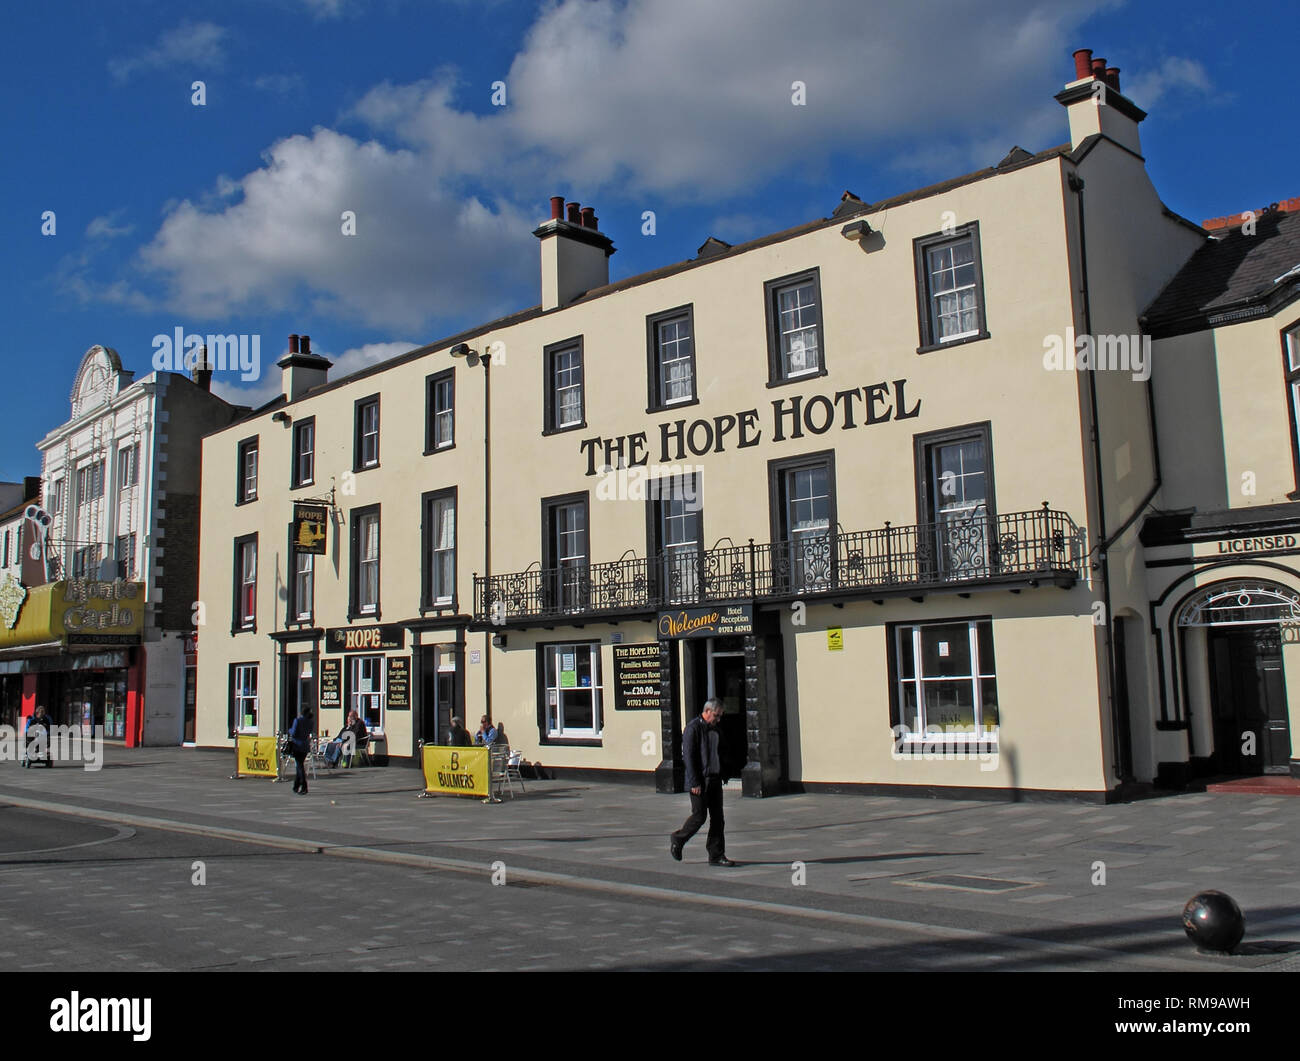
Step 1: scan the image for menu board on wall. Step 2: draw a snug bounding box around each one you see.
[319,657,342,710]
[612,643,665,711]
[387,656,410,710]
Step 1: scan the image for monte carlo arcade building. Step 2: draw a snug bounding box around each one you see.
[196,51,1299,797]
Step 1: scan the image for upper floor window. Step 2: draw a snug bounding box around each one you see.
[118,443,139,490]
[51,479,65,516]
[292,549,314,622]
[72,544,101,579]
[292,418,315,489]
[237,438,258,504]
[647,306,697,410]
[115,533,137,580]
[1284,325,1300,491]
[422,489,456,608]
[914,422,995,579]
[914,222,989,351]
[234,535,257,631]
[76,461,104,507]
[764,269,825,386]
[351,506,380,617]
[544,339,584,433]
[426,370,455,452]
[769,452,835,595]
[354,396,380,471]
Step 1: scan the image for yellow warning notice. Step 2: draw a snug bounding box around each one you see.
[827,627,843,651]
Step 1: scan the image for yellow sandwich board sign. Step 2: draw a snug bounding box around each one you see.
[234,734,278,779]
[420,745,489,797]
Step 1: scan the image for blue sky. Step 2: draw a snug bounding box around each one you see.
[1,0,1294,482]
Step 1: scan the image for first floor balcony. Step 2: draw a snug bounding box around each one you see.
[474,504,1087,628]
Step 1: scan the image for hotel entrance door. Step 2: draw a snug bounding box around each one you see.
[686,637,747,779]
[1207,625,1290,775]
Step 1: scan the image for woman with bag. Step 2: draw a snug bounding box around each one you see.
[288,707,313,795]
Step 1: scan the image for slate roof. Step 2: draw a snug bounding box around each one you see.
[1143,209,1300,338]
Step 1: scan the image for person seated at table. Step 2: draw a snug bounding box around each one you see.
[474,715,498,746]
[448,716,473,747]
[494,720,509,747]
[325,710,368,766]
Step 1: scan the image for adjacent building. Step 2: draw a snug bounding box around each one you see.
[0,345,244,745]
[195,49,1300,798]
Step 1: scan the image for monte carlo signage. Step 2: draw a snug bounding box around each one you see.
[579,382,921,475]
[325,624,406,653]
[0,578,144,651]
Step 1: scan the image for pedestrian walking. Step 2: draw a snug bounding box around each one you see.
[669,699,735,866]
[288,707,313,795]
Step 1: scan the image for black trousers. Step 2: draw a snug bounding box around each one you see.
[292,750,308,792]
[671,776,725,860]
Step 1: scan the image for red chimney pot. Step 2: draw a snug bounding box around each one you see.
[1105,67,1120,91]
[288,334,300,354]
[550,196,564,221]
[580,206,595,229]
[566,202,581,224]
[589,211,599,231]
[300,335,311,356]
[1072,49,1094,81]
[1091,57,1107,79]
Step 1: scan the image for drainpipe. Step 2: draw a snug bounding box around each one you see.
[1068,172,1129,786]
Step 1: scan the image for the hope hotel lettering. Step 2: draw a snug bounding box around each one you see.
[342,628,384,650]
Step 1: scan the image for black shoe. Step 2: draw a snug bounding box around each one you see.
[708,856,737,867]
[669,838,683,862]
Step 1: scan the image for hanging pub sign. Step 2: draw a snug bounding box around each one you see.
[293,504,329,555]
[657,604,753,640]
[612,643,665,711]
[325,624,406,652]
[318,657,342,709]
[386,656,411,709]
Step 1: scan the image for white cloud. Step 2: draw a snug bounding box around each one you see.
[108,21,228,83]
[211,339,417,408]
[252,73,306,97]
[137,127,534,330]
[1124,57,1213,109]
[85,211,135,240]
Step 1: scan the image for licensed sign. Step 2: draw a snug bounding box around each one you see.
[293,504,329,555]
[657,604,753,640]
[234,734,278,779]
[420,745,489,797]
[326,625,406,652]
[612,643,665,711]
[386,656,410,709]
[318,657,342,709]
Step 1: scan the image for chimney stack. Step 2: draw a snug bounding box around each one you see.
[534,194,616,311]
[1056,47,1145,155]
[191,344,213,392]
[277,332,332,402]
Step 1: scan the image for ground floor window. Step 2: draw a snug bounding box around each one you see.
[348,655,385,731]
[541,642,601,738]
[47,669,128,738]
[233,663,259,733]
[892,618,998,741]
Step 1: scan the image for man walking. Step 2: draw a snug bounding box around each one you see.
[669,699,736,866]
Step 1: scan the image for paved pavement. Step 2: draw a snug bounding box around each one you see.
[1,746,1298,970]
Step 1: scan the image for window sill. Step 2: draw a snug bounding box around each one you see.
[235,496,258,507]
[542,421,588,437]
[766,366,828,389]
[292,480,315,491]
[539,736,604,747]
[916,331,991,355]
[347,610,382,622]
[423,443,456,456]
[647,397,700,415]
[232,624,258,636]
[352,463,380,474]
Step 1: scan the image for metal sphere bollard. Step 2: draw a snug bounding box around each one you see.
[1181,891,1245,954]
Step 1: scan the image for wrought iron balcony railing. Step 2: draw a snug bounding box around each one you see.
[475,504,1086,624]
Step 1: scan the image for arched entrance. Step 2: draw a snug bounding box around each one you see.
[1177,580,1297,775]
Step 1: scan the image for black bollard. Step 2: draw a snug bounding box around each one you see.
[1181,891,1245,954]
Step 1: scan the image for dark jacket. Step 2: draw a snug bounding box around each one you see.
[682,714,722,792]
[343,718,368,744]
[288,715,312,754]
[448,724,473,747]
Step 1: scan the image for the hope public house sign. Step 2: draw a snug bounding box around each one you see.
[578,380,921,474]
[325,625,406,652]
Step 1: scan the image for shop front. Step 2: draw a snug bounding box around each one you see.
[0,575,145,743]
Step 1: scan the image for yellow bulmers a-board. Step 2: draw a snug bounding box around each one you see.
[235,734,279,778]
[421,745,489,797]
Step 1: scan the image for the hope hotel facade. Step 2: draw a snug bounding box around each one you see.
[195,51,1300,798]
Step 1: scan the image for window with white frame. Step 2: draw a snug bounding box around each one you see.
[424,491,455,606]
[235,537,257,629]
[1284,325,1300,483]
[542,642,602,737]
[51,479,65,516]
[427,371,454,451]
[76,461,104,507]
[293,419,315,488]
[776,281,820,377]
[349,655,385,730]
[118,443,138,490]
[914,223,988,348]
[237,439,258,503]
[893,619,998,741]
[233,663,259,732]
[649,308,696,408]
[72,544,101,579]
[115,533,136,580]
[355,397,380,470]
[293,549,313,621]
[353,509,380,616]
[545,341,584,431]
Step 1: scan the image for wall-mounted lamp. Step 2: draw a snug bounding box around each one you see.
[450,342,481,367]
[271,410,291,424]
[491,633,507,649]
[840,219,873,241]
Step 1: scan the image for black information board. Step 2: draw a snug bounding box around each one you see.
[387,656,410,710]
[319,657,342,710]
[612,643,665,711]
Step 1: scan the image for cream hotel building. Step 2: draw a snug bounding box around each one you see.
[196,51,1300,799]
